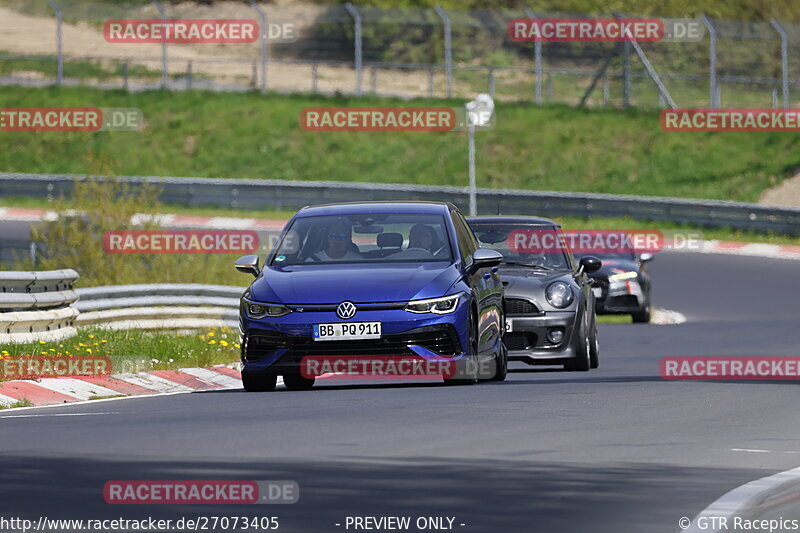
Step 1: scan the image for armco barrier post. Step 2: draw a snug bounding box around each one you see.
[700,15,719,108]
[523,8,543,105]
[152,0,168,90]
[251,2,268,94]
[770,19,789,108]
[344,3,363,97]
[46,0,63,86]
[434,6,453,98]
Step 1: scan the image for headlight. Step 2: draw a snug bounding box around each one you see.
[244,301,292,319]
[545,282,574,308]
[609,271,638,282]
[405,293,461,314]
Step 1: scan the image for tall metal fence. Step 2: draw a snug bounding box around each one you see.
[0,0,797,108]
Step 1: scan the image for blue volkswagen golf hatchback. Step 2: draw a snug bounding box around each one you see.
[234,201,507,391]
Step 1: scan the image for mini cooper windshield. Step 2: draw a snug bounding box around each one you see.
[271,213,453,265]
[469,223,572,271]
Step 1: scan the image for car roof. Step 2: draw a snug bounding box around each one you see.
[467,215,559,227]
[297,201,454,217]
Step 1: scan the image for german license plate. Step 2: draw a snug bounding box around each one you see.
[313,322,382,341]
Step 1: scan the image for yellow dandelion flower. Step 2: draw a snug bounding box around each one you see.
[208,340,216,345]
[208,331,215,337]
[219,340,229,347]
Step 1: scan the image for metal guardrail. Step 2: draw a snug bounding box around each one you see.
[0,280,244,344]
[74,284,243,331]
[0,269,80,344]
[1,172,799,235]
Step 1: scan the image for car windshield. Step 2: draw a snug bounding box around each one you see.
[270,213,453,266]
[469,223,572,271]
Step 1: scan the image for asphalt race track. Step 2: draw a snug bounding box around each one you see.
[0,252,798,532]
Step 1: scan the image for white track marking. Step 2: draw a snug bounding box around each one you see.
[179,367,242,389]
[113,372,195,393]
[685,465,800,532]
[0,393,20,407]
[0,412,118,419]
[32,378,119,401]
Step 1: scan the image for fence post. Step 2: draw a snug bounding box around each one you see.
[434,6,453,98]
[344,3,363,97]
[488,68,495,97]
[46,0,63,86]
[523,8,542,104]
[428,66,435,97]
[621,42,631,107]
[770,19,789,109]
[187,60,192,90]
[311,63,319,93]
[700,15,719,108]
[250,2,268,94]
[370,67,377,93]
[152,0,168,89]
[122,60,129,91]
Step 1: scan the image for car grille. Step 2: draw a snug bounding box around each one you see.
[245,325,461,361]
[505,332,538,351]
[506,298,540,315]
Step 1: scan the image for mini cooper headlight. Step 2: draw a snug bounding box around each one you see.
[245,302,292,319]
[405,293,461,315]
[545,282,574,309]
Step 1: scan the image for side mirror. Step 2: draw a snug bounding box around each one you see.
[579,255,602,274]
[469,248,503,273]
[639,253,654,264]
[235,254,261,278]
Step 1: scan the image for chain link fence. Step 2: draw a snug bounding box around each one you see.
[0,0,797,108]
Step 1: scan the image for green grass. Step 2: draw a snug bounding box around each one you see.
[1,86,799,203]
[1,327,241,377]
[0,54,172,81]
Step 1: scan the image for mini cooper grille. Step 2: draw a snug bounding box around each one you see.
[504,332,538,351]
[506,298,540,315]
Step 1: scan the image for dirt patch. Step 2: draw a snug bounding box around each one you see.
[759,171,800,207]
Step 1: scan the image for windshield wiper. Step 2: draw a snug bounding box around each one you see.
[502,261,554,270]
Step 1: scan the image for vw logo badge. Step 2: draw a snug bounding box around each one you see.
[336,301,357,319]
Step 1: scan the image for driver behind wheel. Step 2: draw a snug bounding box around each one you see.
[306,220,362,262]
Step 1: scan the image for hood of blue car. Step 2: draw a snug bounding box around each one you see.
[249,263,461,304]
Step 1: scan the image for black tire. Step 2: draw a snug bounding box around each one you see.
[241,370,277,392]
[490,343,508,382]
[632,302,651,323]
[444,309,479,386]
[565,318,591,372]
[283,373,315,390]
[589,321,599,369]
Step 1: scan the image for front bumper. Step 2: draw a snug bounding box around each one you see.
[594,279,645,314]
[239,303,471,375]
[504,311,579,365]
